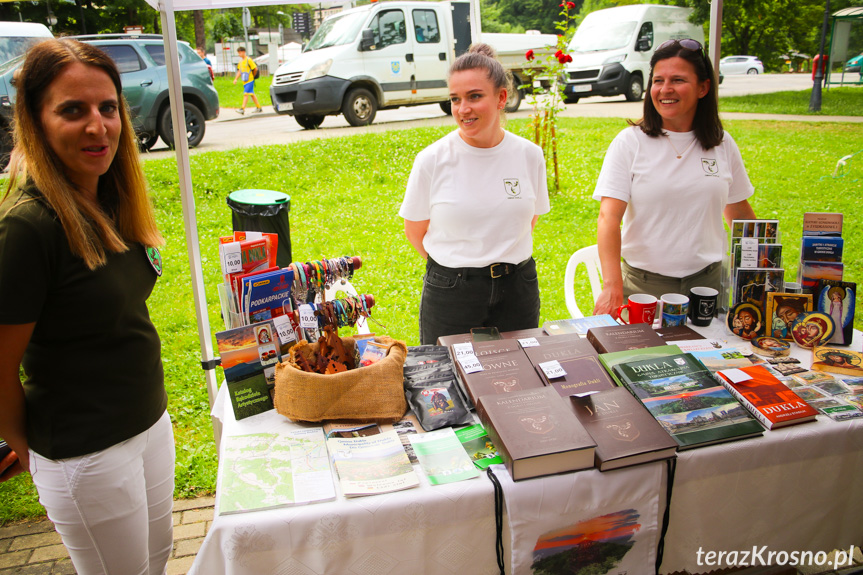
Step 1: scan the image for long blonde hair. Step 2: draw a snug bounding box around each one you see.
[5,38,162,270]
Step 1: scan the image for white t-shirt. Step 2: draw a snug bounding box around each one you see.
[400,130,550,268]
[593,126,754,277]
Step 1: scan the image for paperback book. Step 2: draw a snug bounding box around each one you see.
[598,344,683,387]
[218,427,335,514]
[408,428,481,485]
[454,424,503,470]
[801,237,844,262]
[216,321,281,419]
[586,323,666,354]
[542,315,619,336]
[568,388,678,471]
[327,431,419,497]
[802,212,843,236]
[715,365,817,429]
[476,387,596,481]
[612,353,763,449]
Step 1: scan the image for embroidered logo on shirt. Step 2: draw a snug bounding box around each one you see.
[503,179,521,198]
[701,158,719,177]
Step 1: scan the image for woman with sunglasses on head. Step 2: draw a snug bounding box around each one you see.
[0,39,173,574]
[592,39,756,316]
[400,43,549,345]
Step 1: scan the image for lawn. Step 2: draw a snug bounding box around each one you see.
[212,74,274,110]
[1,116,861,524]
[719,85,863,116]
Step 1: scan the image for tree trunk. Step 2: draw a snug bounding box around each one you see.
[194,10,206,50]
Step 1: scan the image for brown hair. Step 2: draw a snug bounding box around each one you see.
[4,38,162,270]
[631,40,723,150]
[449,43,512,100]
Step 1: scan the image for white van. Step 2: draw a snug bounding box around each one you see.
[0,22,53,64]
[562,5,703,103]
[270,0,555,129]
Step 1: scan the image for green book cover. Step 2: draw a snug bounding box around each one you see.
[612,353,763,450]
[598,344,682,386]
[227,373,274,420]
[454,424,503,470]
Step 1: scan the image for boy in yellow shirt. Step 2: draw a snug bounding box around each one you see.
[232,46,263,114]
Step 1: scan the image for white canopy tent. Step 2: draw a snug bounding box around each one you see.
[142,0,722,448]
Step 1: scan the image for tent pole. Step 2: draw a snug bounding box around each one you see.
[708,0,723,81]
[157,0,222,450]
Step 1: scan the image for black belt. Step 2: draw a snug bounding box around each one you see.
[429,257,531,279]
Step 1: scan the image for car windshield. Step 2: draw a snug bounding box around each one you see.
[569,18,637,52]
[0,54,24,76]
[305,11,367,51]
[0,37,47,65]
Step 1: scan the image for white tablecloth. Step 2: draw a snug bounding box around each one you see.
[190,323,863,575]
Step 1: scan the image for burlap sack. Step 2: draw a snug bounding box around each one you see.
[273,336,408,423]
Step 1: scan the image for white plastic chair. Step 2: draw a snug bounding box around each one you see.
[564,244,603,319]
[323,278,371,335]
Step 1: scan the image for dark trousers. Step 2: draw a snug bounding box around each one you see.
[419,257,541,345]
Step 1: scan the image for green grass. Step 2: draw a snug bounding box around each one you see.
[1,117,862,524]
[212,74,274,109]
[719,86,863,116]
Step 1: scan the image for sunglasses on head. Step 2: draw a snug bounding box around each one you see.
[658,38,704,53]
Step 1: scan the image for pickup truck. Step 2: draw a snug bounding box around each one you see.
[270,0,555,129]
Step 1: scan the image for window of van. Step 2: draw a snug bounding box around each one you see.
[0,37,47,65]
[569,18,637,52]
[370,10,406,49]
[637,22,653,50]
[413,10,440,44]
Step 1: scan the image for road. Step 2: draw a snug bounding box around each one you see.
[140,73,845,160]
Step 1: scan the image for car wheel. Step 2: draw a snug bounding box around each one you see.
[342,88,377,127]
[439,101,452,115]
[158,102,206,149]
[625,74,644,102]
[564,95,580,104]
[504,88,523,113]
[137,132,159,151]
[295,114,325,130]
[747,68,759,75]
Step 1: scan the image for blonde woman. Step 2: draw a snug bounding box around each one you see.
[0,39,173,575]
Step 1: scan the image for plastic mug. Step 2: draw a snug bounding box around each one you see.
[617,294,658,325]
[688,286,719,327]
[659,293,689,327]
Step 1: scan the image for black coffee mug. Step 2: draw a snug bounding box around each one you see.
[688,286,718,326]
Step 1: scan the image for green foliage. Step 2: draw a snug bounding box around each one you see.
[719,87,863,117]
[213,76,274,109]
[485,0,575,34]
[1,117,861,524]
[212,13,244,43]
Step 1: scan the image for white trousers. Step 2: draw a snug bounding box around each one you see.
[29,410,175,575]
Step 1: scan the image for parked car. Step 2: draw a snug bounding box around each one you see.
[0,21,54,167]
[719,55,763,75]
[0,33,219,163]
[845,52,863,73]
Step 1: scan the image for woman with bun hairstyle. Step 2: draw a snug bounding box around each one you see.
[0,39,173,574]
[400,43,550,344]
[592,39,756,316]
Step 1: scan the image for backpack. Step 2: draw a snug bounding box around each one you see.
[253,63,260,80]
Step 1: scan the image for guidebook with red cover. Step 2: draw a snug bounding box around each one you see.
[716,365,818,429]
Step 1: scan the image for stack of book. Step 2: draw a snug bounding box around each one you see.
[798,212,844,294]
[728,218,784,310]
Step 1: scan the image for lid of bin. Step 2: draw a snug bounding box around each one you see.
[228,189,290,206]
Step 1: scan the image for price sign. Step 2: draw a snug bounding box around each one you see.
[272,315,297,345]
[452,342,476,359]
[220,242,242,275]
[518,337,540,348]
[740,237,758,268]
[299,304,317,328]
[457,354,483,374]
[539,360,566,380]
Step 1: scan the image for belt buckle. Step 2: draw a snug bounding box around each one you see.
[490,263,503,279]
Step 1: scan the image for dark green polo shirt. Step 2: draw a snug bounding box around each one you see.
[0,188,166,459]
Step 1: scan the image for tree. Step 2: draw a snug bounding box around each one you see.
[194,11,206,51]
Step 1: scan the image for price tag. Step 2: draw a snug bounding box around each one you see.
[539,360,566,380]
[719,368,751,384]
[220,242,242,275]
[458,354,483,374]
[272,315,297,345]
[518,337,540,348]
[740,238,758,268]
[298,304,317,328]
[452,342,476,359]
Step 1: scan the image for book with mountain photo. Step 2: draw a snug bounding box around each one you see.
[612,353,763,450]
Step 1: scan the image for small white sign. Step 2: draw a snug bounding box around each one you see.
[298,304,317,328]
[539,360,566,380]
[719,368,752,384]
[220,242,243,275]
[518,338,540,348]
[272,314,297,345]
